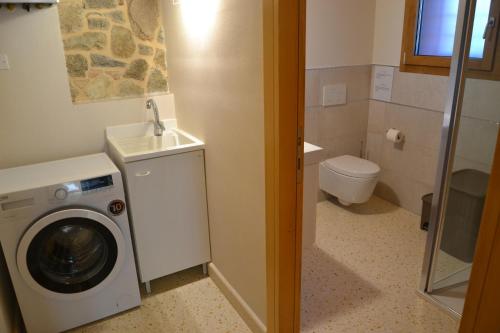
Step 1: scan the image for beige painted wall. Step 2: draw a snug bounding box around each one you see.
[306,0,405,68]
[306,0,405,69]
[160,0,266,328]
[372,0,405,66]
[306,0,376,69]
[0,7,174,170]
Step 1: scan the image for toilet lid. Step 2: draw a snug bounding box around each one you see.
[322,155,380,178]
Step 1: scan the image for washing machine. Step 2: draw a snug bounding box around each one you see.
[0,153,141,333]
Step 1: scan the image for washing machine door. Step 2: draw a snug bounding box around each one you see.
[17,209,126,300]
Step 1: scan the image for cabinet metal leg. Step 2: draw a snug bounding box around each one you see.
[145,281,152,294]
[202,263,208,276]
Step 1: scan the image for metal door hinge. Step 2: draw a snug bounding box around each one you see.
[297,127,303,184]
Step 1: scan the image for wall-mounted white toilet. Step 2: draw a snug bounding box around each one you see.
[319,155,381,206]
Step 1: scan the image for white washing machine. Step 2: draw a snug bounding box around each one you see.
[0,153,141,333]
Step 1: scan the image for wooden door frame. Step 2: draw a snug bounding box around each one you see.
[263,0,306,332]
[262,0,500,331]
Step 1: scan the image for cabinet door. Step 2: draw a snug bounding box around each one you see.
[125,150,211,282]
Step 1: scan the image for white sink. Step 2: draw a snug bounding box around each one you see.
[106,120,205,162]
[304,142,324,165]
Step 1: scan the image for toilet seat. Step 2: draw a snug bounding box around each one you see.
[322,155,380,179]
[319,155,381,206]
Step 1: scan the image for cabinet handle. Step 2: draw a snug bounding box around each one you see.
[135,171,151,177]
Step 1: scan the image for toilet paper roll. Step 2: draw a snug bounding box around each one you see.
[386,128,404,143]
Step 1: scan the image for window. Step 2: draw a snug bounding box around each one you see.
[417,0,460,57]
[466,0,500,75]
[401,0,496,75]
[470,0,493,58]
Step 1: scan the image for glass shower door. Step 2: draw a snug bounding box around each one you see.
[425,0,500,316]
[430,80,499,314]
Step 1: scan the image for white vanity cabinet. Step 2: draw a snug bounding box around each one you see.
[122,150,211,285]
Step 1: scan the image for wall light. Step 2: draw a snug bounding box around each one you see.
[176,0,220,42]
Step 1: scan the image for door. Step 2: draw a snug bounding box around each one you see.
[263,0,306,331]
[17,209,126,299]
[460,132,500,332]
[125,151,210,283]
[425,0,500,317]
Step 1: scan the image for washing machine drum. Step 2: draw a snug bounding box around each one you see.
[17,209,126,297]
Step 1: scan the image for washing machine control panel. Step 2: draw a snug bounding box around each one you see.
[51,175,115,201]
[51,182,81,201]
[54,188,68,200]
[80,175,114,193]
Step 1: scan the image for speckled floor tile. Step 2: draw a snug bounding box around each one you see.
[301,196,460,333]
[70,267,251,333]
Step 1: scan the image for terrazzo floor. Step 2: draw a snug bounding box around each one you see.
[301,196,460,333]
[70,267,251,333]
[71,195,461,333]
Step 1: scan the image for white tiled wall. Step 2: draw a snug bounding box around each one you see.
[305,66,371,162]
[453,79,500,173]
[366,100,444,213]
[305,65,498,215]
[305,65,448,213]
[389,70,449,112]
[366,69,448,214]
[461,79,500,122]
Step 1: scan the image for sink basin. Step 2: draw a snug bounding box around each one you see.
[106,120,205,162]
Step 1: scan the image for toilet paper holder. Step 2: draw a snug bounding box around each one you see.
[386,128,404,143]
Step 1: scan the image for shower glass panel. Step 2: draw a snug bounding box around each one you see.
[430,79,499,314]
[423,0,500,317]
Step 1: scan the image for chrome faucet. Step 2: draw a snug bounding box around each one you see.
[146,98,165,136]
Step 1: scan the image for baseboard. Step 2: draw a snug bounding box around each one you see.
[208,263,266,333]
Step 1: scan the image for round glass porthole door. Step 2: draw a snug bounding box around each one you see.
[17,209,125,298]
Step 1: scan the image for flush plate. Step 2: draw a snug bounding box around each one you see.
[322,84,347,106]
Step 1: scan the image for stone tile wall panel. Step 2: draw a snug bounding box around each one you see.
[58,0,168,103]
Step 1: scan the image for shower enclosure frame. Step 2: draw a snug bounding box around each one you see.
[418,0,477,317]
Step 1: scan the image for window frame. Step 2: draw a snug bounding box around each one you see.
[400,0,452,76]
[402,0,500,77]
[465,0,500,76]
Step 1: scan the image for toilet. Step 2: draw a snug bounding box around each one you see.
[319,155,381,206]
